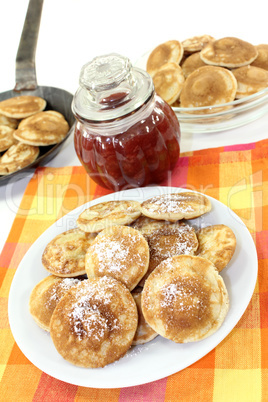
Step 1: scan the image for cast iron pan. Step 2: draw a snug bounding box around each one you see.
[0,0,75,185]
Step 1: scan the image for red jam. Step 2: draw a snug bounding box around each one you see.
[74,95,181,191]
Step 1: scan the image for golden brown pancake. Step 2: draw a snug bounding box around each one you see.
[140,192,211,221]
[29,275,84,331]
[181,52,207,78]
[196,224,236,271]
[182,35,215,53]
[141,255,229,343]
[139,222,199,286]
[232,65,268,98]
[0,142,39,175]
[132,291,158,345]
[180,66,237,111]
[251,44,268,71]
[77,200,141,233]
[0,96,46,119]
[147,40,184,76]
[85,225,149,291]
[152,62,185,104]
[0,125,16,152]
[50,276,138,368]
[42,228,96,277]
[0,114,18,129]
[200,37,258,68]
[13,110,69,146]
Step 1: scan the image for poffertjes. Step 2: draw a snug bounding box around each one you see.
[141,255,229,343]
[200,37,258,68]
[13,110,69,146]
[76,200,141,233]
[0,95,46,119]
[29,275,84,331]
[180,66,237,110]
[196,224,236,271]
[50,276,138,368]
[140,192,211,221]
[0,142,39,175]
[42,228,96,277]
[232,65,268,98]
[85,225,149,291]
[146,40,184,77]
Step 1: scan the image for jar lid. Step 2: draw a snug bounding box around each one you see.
[72,53,154,122]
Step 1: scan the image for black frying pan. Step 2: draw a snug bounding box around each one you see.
[0,0,75,185]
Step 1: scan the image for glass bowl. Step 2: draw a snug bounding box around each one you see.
[135,53,268,133]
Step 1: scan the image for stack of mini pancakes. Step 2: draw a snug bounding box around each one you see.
[146,36,268,112]
[0,95,69,175]
[29,192,236,368]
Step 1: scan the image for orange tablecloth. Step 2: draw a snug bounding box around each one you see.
[1,139,268,401]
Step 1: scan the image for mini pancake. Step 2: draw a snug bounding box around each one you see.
[0,125,16,152]
[132,290,158,345]
[0,142,39,175]
[152,62,185,105]
[196,224,236,272]
[180,66,237,112]
[50,276,138,368]
[0,95,46,119]
[232,65,268,98]
[29,275,84,331]
[200,37,258,68]
[140,192,211,221]
[139,222,198,286]
[13,110,69,146]
[77,200,141,233]
[141,255,229,343]
[0,114,18,129]
[146,40,184,77]
[85,225,149,291]
[42,228,96,277]
[182,35,215,53]
[181,52,207,78]
[251,44,268,71]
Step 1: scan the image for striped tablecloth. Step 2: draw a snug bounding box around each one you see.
[1,139,267,401]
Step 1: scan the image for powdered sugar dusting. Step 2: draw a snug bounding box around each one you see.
[149,224,197,258]
[160,282,189,309]
[68,277,121,341]
[92,240,129,273]
[46,277,81,306]
[160,277,208,321]
[144,194,195,214]
[91,232,143,275]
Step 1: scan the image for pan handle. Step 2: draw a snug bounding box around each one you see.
[14,0,44,92]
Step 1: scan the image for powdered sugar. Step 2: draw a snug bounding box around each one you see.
[144,194,195,214]
[47,277,81,306]
[90,231,144,275]
[160,278,206,320]
[149,224,197,258]
[92,240,129,273]
[68,277,121,341]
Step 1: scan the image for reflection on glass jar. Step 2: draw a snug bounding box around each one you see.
[73,53,181,191]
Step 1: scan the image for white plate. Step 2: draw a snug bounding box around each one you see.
[135,52,268,134]
[8,186,258,388]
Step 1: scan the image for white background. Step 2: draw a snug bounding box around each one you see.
[0,0,268,253]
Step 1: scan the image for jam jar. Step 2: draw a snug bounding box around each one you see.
[73,53,181,191]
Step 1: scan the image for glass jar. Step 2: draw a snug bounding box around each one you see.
[73,53,181,191]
